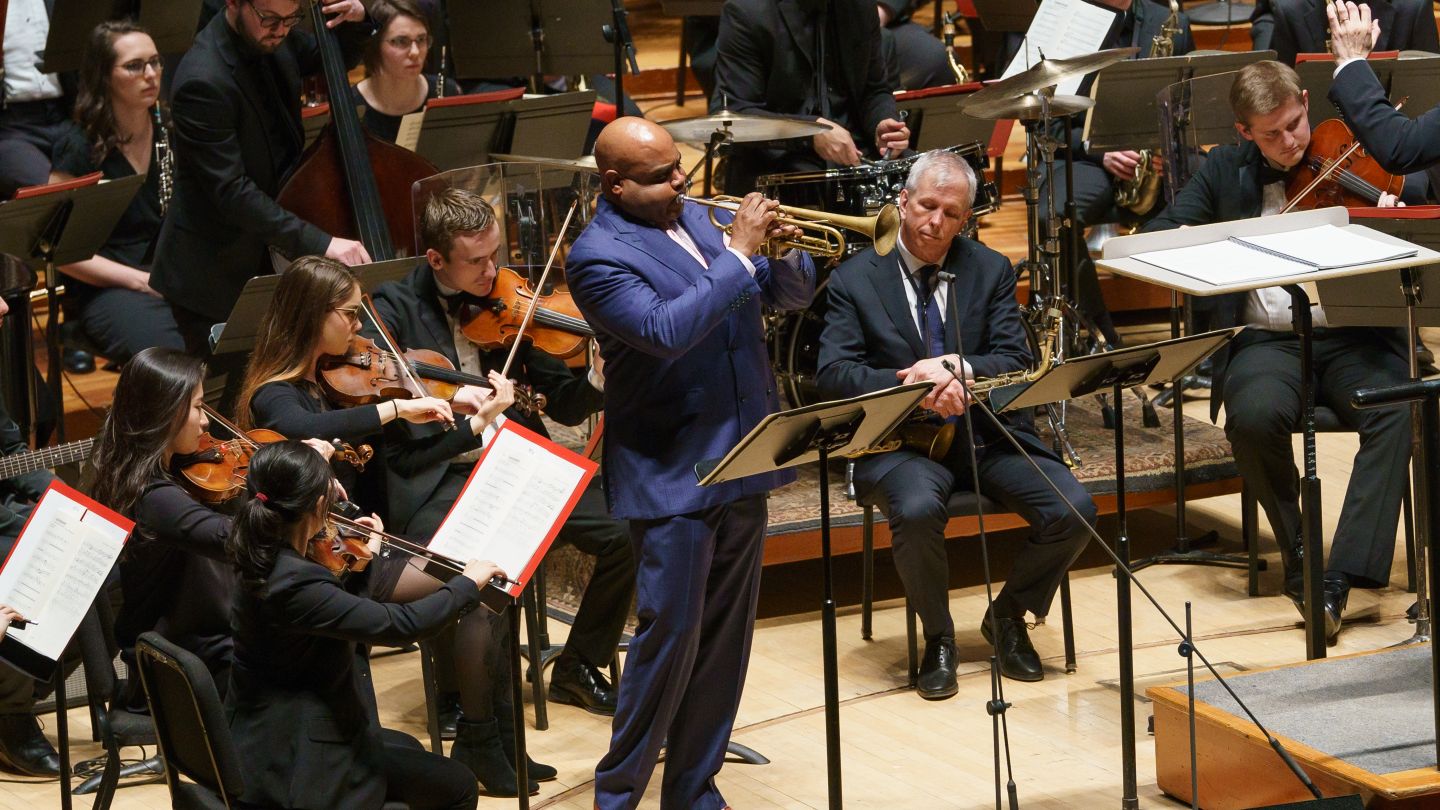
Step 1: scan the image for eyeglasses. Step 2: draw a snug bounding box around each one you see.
[246,0,306,31]
[332,306,362,324]
[117,56,164,76]
[385,34,431,51]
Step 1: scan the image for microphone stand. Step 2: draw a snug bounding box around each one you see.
[938,269,1020,809]
[602,0,640,118]
[932,358,1326,806]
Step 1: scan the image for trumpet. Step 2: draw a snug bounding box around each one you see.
[685,195,899,259]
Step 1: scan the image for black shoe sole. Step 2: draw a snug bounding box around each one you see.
[917,682,959,700]
[548,685,616,717]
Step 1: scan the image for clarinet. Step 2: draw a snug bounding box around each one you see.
[153,100,175,216]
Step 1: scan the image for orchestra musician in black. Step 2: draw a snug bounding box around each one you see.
[350,0,458,145]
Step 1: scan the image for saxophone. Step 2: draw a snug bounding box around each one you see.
[153,100,175,216]
[1114,0,1180,216]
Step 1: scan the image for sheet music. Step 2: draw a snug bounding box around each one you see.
[0,485,129,661]
[1131,239,1319,286]
[395,110,426,152]
[1001,0,1115,95]
[426,422,594,597]
[1232,224,1416,270]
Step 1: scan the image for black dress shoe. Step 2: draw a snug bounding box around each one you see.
[916,636,959,700]
[1323,577,1350,645]
[63,348,95,374]
[0,713,61,777]
[548,652,617,716]
[438,691,460,741]
[1279,533,1305,618]
[980,614,1045,683]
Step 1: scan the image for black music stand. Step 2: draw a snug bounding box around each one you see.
[0,175,144,444]
[988,328,1238,809]
[39,0,112,73]
[696,382,933,810]
[137,0,205,56]
[894,85,998,152]
[447,1,614,85]
[407,98,513,171]
[506,93,599,160]
[1296,56,1440,129]
[971,0,1039,33]
[209,257,415,356]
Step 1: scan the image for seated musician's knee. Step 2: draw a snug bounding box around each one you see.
[1038,489,1096,546]
[884,487,950,536]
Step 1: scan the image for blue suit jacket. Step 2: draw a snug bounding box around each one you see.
[567,198,816,520]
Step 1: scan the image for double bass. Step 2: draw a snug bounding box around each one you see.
[277,1,438,259]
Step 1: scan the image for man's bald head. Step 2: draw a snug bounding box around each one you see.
[595,117,688,228]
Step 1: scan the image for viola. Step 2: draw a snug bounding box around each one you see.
[317,335,545,416]
[177,406,374,504]
[1283,118,1403,212]
[458,266,596,359]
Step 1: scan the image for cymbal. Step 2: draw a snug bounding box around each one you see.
[963,93,1094,121]
[963,46,1139,107]
[662,109,829,143]
[491,153,598,171]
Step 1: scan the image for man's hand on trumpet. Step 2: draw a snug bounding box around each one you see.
[727,192,784,256]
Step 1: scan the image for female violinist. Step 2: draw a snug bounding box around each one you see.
[225,441,494,810]
[49,20,184,367]
[235,256,539,796]
[89,348,337,707]
[351,0,458,145]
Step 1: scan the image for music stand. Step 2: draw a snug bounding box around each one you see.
[985,328,1238,809]
[893,83,999,151]
[137,0,205,56]
[1099,206,1440,661]
[208,257,415,355]
[1085,51,1273,153]
[407,94,517,171]
[697,382,932,810]
[506,92,599,160]
[39,0,111,73]
[970,0,1039,32]
[0,174,143,444]
[1296,55,1440,129]
[447,1,614,81]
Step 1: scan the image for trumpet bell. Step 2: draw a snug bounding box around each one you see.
[872,204,899,257]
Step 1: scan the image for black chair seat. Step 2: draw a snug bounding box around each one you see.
[108,709,157,743]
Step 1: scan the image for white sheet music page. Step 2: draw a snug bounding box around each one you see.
[0,482,131,661]
[425,421,598,598]
[1001,0,1116,95]
[1130,239,1316,286]
[1231,224,1417,269]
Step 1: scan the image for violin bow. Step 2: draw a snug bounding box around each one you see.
[499,196,582,379]
[1281,97,1407,214]
[360,295,456,429]
[201,403,259,450]
[329,511,521,589]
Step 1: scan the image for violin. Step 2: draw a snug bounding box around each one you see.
[317,335,545,416]
[307,520,375,575]
[325,506,522,592]
[1283,118,1403,212]
[457,266,595,359]
[178,405,374,504]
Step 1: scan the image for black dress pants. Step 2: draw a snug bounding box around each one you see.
[381,728,478,810]
[873,440,1095,640]
[1222,328,1412,588]
[0,99,69,198]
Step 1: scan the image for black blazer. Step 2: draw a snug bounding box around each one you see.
[1268,0,1438,65]
[1142,140,1407,419]
[711,0,898,191]
[1329,59,1440,176]
[368,262,603,532]
[226,548,480,810]
[815,239,1050,496]
[149,14,367,322]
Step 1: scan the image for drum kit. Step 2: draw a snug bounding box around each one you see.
[659,48,1156,444]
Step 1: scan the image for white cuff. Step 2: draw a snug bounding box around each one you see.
[587,365,605,393]
[727,246,758,277]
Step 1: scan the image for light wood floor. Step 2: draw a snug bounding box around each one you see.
[3,385,1430,810]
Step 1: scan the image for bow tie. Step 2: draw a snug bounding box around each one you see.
[1257,161,1290,186]
[439,289,487,318]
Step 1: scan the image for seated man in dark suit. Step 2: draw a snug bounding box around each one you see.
[712,0,910,194]
[876,0,954,89]
[1144,59,1410,641]
[370,188,634,718]
[816,150,1094,697]
[1265,0,1437,64]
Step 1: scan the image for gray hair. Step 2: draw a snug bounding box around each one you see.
[903,149,978,208]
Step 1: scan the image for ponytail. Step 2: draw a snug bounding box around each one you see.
[226,441,336,591]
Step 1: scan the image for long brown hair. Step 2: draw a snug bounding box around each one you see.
[90,348,207,518]
[235,256,359,429]
[73,20,160,164]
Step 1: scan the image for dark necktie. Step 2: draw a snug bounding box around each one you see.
[915,264,945,358]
